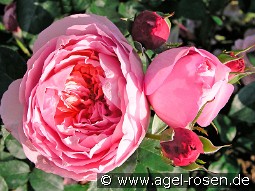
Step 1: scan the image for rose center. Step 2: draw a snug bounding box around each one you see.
[56,62,120,125]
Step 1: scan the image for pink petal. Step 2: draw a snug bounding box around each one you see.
[0,79,23,141]
[145,47,190,95]
[197,82,234,127]
[33,14,126,53]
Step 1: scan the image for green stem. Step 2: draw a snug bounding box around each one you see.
[145,133,161,141]
[211,121,218,134]
[15,38,31,57]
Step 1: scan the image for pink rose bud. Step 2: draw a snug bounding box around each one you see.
[131,10,170,50]
[145,47,234,128]
[3,2,19,32]
[160,128,203,166]
[225,52,245,75]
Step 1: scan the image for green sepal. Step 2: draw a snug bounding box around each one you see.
[160,127,175,142]
[193,126,208,136]
[217,53,241,64]
[151,114,168,134]
[199,136,230,154]
[225,44,255,56]
[228,71,255,84]
[181,162,206,171]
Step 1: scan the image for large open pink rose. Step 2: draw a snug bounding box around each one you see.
[145,46,234,128]
[0,14,150,181]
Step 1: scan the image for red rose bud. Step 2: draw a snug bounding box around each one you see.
[160,128,203,166]
[226,52,245,72]
[225,52,245,77]
[3,2,19,32]
[131,10,170,50]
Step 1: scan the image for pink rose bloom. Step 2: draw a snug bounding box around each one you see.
[131,10,170,50]
[145,47,234,128]
[234,29,255,85]
[0,14,150,181]
[160,128,203,166]
[3,2,20,32]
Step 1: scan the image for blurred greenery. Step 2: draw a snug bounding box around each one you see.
[1,0,255,190]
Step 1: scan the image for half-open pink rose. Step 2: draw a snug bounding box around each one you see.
[160,128,203,166]
[145,47,234,128]
[0,14,150,181]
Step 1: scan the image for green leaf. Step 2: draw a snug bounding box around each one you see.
[0,175,8,191]
[208,155,240,176]
[199,136,230,154]
[236,137,255,153]
[138,138,174,172]
[118,2,144,18]
[110,150,138,174]
[86,0,120,23]
[0,0,12,5]
[36,0,62,18]
[229,81,255,123]
[198,16,214,47]
[17,0,54,34]
[211,16,223,26]
[15,184,28,191]
[177,0,206,20]
[247,52,255,66]
[29,168,64,191]
[0,47,26,100]
[0,151,14,161]
[236,131,255,153]
[213,115,236,143]
[87,181,116,191]
[208,0,229,13]
[64,184,89,191]
[1,127,10,143]
[71,0,92,12]
[5,134,26,159]
[151,114,168,135]
[0,160,30,189]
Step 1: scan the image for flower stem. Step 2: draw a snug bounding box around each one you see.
[145,133,161,141]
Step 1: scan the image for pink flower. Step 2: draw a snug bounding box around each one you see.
[234,29,255,85]
[131,10,170,50]
[0,14,150,181]
[3,2,20,32]
[144,47,234,128]
[160,128,203,166]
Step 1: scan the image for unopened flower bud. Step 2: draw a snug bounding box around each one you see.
[131,10,170,50]
[225,52,245,73]
[160,128,203,166]
[3,2,19,32]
